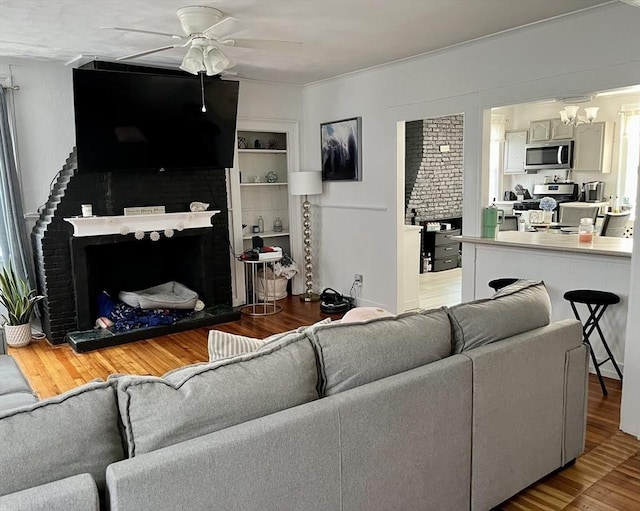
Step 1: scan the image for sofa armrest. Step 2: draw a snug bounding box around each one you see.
[563,343,589,464]
[0,474,99,511]
[461,319,584,511]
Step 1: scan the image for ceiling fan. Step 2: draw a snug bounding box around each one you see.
[103,5,301,76]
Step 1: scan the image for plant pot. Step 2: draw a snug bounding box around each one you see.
[5,323,32,348]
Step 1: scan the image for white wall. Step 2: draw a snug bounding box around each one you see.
[8,62,75,215]
[301,3,640,435]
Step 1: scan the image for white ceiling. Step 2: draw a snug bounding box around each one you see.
[0,0,617,85]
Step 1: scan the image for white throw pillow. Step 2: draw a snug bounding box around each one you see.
[208,318,331,361]
[341,307,394,323]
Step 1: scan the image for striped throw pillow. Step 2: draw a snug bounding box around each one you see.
[207,318,332,361]
[207,331,265,361]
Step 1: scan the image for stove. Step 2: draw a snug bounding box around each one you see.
[512,183,579,211]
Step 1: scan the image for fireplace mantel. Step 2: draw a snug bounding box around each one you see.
[64,211,220,237]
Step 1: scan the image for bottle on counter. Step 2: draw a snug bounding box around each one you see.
[607,195,612,212]
[578,217,594,243]
[613,196,620,213]
[257,215,264,233]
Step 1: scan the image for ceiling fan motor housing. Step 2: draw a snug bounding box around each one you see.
[176,6,223,36]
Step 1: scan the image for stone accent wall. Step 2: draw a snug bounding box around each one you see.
[32,149,231,344]
[405,115,464,223]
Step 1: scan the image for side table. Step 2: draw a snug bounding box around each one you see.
[240,257,283,316]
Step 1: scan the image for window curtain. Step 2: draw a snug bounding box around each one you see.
[0,86,35,286]
[618,106,640,216]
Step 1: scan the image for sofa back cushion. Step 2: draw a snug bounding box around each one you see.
[307,308,452,396]
[448,280,552,354]
[0,381,124,497]
[116,332,319,457]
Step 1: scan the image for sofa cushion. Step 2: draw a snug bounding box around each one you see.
[116,332,319,457]
[448,279,552,354]
[0,355,35,397]
[0,380,124,497]
[207,318,331,361]
[0,474,100,511]
[307,308,452,396]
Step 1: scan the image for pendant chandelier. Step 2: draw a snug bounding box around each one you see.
[559,105,599,127]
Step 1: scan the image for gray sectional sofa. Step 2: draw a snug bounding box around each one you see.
[0,281,589,511]
[0,333,38,413]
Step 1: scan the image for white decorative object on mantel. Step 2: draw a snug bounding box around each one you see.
[64,211,220,237]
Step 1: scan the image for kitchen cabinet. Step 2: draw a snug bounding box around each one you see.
[529,118,573,142]
[529,120,551,142]
[573,121,614,173]
[550,119,574,140]
[503,130,527,174]
[228,120,301,306]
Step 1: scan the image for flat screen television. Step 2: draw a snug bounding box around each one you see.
[73,67,239,172]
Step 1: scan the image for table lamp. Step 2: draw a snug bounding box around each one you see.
[289,171,323,301]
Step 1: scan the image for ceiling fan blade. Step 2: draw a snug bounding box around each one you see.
[116,44,183,61]
[223,38,302,53]
[203,17,242,38]
[102,27,185,40]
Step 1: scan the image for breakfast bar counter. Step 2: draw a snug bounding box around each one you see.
[458,231,633,258]
[460,231,633,380]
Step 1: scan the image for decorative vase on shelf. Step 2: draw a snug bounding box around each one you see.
[273,217,283,232]
[238,137,247,149]
[266,171,278,183]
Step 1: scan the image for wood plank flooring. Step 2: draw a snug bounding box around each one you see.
[8,296,639,511]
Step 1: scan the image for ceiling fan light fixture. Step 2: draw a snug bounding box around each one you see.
[204,46,233,76]
[179,46,205,75]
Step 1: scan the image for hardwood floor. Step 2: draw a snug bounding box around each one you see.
[419,267,462,309]
[8,296,640,510]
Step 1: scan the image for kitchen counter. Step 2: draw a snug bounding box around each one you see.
[460,231,633,380]
[458,231,632,258]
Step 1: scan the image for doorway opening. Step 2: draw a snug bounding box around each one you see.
[403,114,464,310]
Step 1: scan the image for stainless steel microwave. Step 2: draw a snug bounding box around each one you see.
[524,139,574,171]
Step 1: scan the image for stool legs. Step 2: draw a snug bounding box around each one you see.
[569,301,623,396]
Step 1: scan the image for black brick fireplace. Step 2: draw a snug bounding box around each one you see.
[32,149,237,349]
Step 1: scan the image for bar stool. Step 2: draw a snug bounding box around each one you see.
[488,278,519,292]
[563,289,623,396]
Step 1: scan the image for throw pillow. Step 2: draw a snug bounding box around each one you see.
[340,307,394,323]
[447,279,552,354]
[208,318,331,361]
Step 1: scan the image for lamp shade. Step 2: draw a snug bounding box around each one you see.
[289,171,322,196]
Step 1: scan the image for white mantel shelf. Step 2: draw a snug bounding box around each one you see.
[64,211,220,237]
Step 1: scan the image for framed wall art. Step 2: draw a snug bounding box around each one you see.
[320,117,362,181]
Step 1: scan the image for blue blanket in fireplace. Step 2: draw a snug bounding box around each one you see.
[109,302,193,331]
[98,292,192,331]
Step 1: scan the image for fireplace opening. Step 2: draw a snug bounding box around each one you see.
[72,228,215,331]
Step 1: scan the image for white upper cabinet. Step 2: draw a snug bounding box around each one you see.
[550,119,574,140]
[529,120,551,142]
[573,121,614,173]
[529,118,574,142]
[503,130,528,174]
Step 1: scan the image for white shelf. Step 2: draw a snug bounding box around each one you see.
[64,211,219,237]
[238,149,287,154]
[240,182,287,187]
[243,230,290,240]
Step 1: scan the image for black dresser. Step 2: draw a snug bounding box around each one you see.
[422,217,462,272]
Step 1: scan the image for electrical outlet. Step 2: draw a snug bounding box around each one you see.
[354,274,363,286]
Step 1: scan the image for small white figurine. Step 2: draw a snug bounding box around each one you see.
[190,202,210,212]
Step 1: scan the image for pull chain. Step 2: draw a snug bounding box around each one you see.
[200,72,207,113]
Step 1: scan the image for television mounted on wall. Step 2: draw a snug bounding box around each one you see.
[72,66,239,172]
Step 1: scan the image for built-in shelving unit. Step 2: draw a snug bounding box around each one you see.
[227,120,302,306]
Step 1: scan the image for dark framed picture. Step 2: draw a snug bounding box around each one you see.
[321,117,362,181]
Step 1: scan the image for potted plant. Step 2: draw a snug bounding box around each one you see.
[0,262,44,347]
